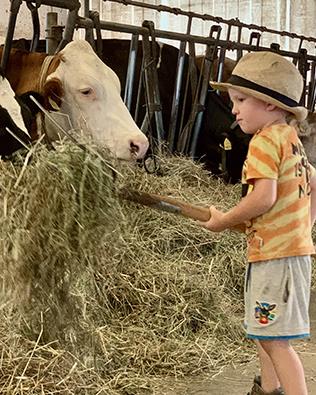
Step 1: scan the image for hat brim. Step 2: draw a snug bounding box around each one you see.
[210,81,308,122]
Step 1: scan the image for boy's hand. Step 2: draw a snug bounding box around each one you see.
[199,206,246,233]
[200,206,227,232]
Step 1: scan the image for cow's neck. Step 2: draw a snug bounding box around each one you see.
[0,48,55,95]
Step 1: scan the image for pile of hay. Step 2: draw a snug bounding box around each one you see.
[0,142,304,394]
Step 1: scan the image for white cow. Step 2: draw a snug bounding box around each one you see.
[0,69,44,156]
[0,40,149,160]
[0,68,28,136]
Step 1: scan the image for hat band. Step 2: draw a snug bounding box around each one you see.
[228,75,299,108]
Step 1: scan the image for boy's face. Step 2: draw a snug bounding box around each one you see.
[228,88,274,134]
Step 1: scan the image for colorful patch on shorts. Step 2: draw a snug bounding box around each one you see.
[255,301,277,325]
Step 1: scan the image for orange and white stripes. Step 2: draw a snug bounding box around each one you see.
[242,124,315,262]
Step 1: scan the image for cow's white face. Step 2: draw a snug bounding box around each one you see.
[0,73,29,136]
[46,40,149,160]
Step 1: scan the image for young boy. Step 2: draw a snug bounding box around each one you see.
[201,51,316,395]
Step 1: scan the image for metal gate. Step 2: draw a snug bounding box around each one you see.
[2,0,316,162]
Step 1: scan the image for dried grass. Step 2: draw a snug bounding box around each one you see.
[0,143,313,394]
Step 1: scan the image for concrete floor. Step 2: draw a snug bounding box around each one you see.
[160,290,316,395]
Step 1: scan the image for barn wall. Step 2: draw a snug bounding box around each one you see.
[0,1,69,45]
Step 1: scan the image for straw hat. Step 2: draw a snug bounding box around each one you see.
[210,51,308,121]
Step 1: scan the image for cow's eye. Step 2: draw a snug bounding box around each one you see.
[80,88,93,96]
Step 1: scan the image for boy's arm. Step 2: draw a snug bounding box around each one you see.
[310,173,316,227]
[202,178,277,232]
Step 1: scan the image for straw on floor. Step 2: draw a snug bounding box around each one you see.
[0,142,313,394]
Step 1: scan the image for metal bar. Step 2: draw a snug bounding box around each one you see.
[46,12,59,54]
[293,38,303,66]
[84,0,95,49]
[297,48,308,107]
[176,41,200,154]
[308,61,316,111]
[270,42,281,52]
[25,0,80,10]
[90,11,103,57]
[141,31,162,156]
[189,26,222,158]
[141,33,156,129]
[134,55,144,124]
[124,33,139,111]
[177,40,196,146]
[248,31,261,47]
[167,42,187,152]
[141,32,165,150]
[1,0,22,73]
[101,0,316,46]
[76,17,316,62]
[56,9,79,51]
[84,0,90,15]
[168,16,192,153]
[216,24,232,84]
[26,2,40,52]
[181,24,223,155]
[236,25,243,60]
[142,20,165,145]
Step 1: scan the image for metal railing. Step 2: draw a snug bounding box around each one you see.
[2,0,316,164]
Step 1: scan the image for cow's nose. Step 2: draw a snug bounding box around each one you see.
[130,139,149,159]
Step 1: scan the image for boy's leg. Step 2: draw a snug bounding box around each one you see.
[255,340,281,392]
[245,257,311,394]
[259,339,307,395]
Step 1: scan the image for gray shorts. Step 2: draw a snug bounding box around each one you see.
[244,256,311,340]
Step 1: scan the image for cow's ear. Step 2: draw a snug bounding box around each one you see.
[42,77,64,111]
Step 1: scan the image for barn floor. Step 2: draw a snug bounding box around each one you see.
[158,290,316,395]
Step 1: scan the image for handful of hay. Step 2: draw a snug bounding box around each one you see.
[0,143,254,394]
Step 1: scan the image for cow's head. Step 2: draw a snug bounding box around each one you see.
[42,40,149,160]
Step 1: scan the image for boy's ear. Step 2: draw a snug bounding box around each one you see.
[266,103,277,112]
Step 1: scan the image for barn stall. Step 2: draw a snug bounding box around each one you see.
[3,0,316,182]
[0,1,316,394]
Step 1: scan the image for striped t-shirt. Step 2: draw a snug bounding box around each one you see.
[242,123,315,262]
